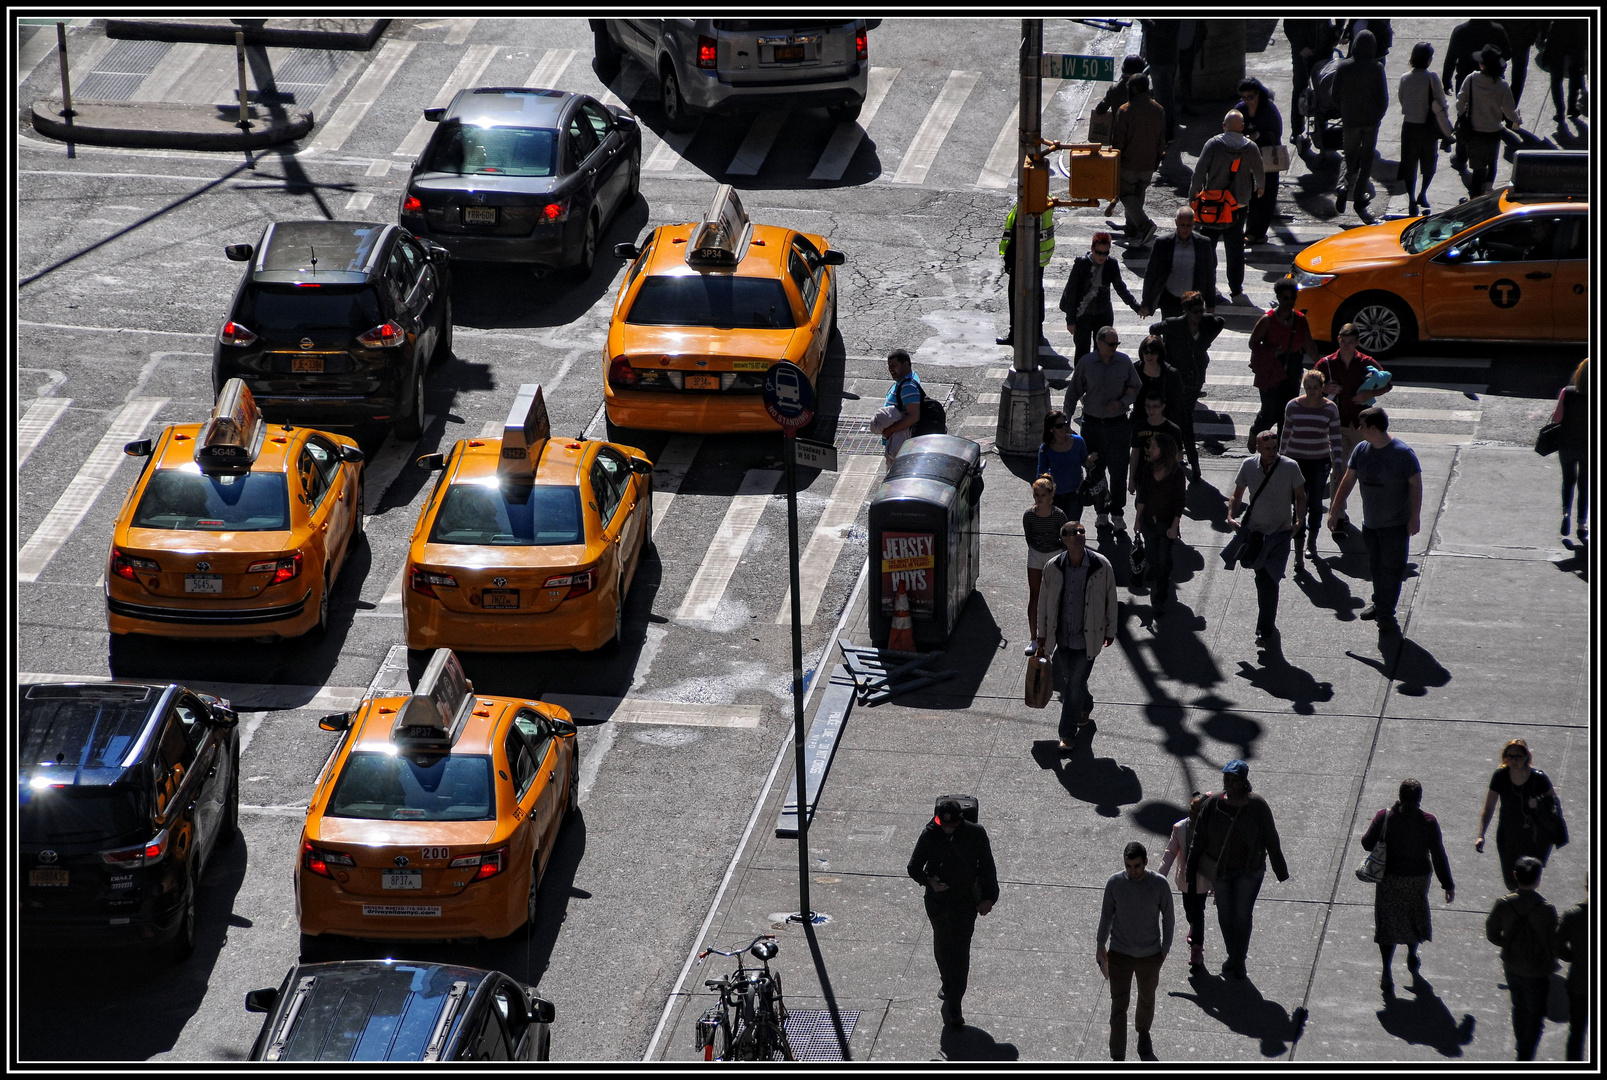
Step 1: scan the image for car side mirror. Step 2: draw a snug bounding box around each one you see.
[318,712,351,732]
[224,244,254,262]
[416,453,446,472]
[551,718,577,739]
[207,706,240,729]
[629,457,652,475]
[245,988,279,1013]
[821,249,846,266]
[425,243,451,265]
[612,242,641,260]
[339,445,365,464]
[423,107,445,122]
[124,439,154,458]
[614,112,638,129]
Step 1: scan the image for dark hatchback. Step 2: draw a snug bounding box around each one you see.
[246,960,554,1061]
[18,681,240,961]
[213,220,453,439]
[399,87,642,278]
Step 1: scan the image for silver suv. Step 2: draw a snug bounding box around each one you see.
[590,19,869,131]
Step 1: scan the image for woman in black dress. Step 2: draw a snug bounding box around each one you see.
[1475,739,1558,891]
[1360,779,1454,996]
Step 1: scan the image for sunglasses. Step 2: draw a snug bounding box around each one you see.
[1092,248,1111,255]
[1100,338,1119,346]
[1063,531,1087,540]
[1053,421,1070,428]
[1504,752,1528,760]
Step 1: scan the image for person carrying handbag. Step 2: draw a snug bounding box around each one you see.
[1476,738,1564,891]
[1235,77,1284,245]
[1226,426,1306,647]
[1360,779,1455,997]
[1184,760,1289,980]
[1398,41,1455,217]
[1060,232,1141,362]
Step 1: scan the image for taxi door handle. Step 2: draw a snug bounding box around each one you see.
[321,523,329,532]
[549,770,556,781]
[1526,271,1552,280]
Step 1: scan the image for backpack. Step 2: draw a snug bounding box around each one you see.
[900,377,947,437]
[1190,153,1241,225]
[1501,897,1558,974]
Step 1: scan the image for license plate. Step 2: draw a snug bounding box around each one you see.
[685,374,720,390]
[29,868,68,887]
[292,355,324,373]
[462,206,497,225]
[774,44,805,62]
[482,588,519,610]
[382,870,422,890]
[184,574,223,594]
[362,904,441,916]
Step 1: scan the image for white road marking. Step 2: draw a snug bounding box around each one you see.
[544,694,761,728]
[809,66,898,181]
[305,40,417,154]
[1193,423,1476,446]
[526,47,575,89]
[650,435,702,537]
[644,128,696,172]
[725,109,789,175]
[775,455,881,625]
[365,158,391,176]
[1199,399,1481,423]
[597,66,646,111]
[19,672,366,712]
[891,69,979,185]
[675,469,781,621]
[16,397,167,583]
[976,102,1020,189]
[343,191,374,212]
[393,43,498,158]
[444,18,479,45]
[17,397,72,469]
[361,415,436,515]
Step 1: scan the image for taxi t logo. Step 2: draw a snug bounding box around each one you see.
[1489,279,1521,309]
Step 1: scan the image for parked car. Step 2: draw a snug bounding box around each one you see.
[399,87,641,278]
[18,680,240,961]
[213,220,452,439]
[246,960,554,1061]
[591,19,869,131]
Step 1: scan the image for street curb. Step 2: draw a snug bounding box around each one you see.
[30,98,314,150]
[104,18,389,50]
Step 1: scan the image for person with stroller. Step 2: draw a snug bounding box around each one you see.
[1332,29,1389,217]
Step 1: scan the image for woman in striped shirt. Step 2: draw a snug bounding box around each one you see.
[1280,369,1343,562]
[1022,475,1070,654]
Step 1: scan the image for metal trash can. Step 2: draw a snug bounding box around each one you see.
[867,435,984,650]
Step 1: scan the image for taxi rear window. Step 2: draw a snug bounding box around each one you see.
[132,471,290,531]
[626,276,796,330]
[428,484,583,546]
[425,123,557,178]
[325,752,494,821]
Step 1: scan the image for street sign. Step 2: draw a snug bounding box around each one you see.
[1040,53,1115,81]
[793,437,838,473]
[762,361,815,435]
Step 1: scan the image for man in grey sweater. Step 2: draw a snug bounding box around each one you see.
[1096,841,1175,1060]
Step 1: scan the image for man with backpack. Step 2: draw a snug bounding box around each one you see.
[1485,855,1560,1061]
[907,798,999,1028]
[1187,110,1264,305]
[1332,29,1390,216]
[877,348,944,464]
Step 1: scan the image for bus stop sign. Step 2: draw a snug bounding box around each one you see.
[763,361,815,434]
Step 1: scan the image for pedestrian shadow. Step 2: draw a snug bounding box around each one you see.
[1031,738,1143,817]
[1170,541,1208,584]
[1232,653,1335,715]
[1376,980,1476,1056]
[1185,480,1232,532]
[1554,538,1589,581]
[1170,970,1306,1057]
[938,1022,1020,1061]
[1347,636,1451,697]
[1291,552,1362,619]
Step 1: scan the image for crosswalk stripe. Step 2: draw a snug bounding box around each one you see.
[644,128,696,172]
[726,109,789,175]
[650,435,702,538]
[809,65,899,181]
[597,66,646,111]
[16,397,168,583]
[775,455,881,625]
[676,469,781,621]
[393,43,499,158]
[892,69,979,185]
[542,694,760,728]
[976,102,1020,189]
[443,18,479,46]
[305,39,416,154]
[1199,399,1481,423]
[18,397,72,470]
[344,191,375,212]
[526,47,576,89]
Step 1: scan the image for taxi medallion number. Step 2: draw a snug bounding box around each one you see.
[482,589,519,610]
[382,869,423,890]
[29,868,68,887]
[185,574,223,593]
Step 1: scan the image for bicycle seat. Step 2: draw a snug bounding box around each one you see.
[750,939,779,961]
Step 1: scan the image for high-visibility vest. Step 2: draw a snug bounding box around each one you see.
[1000,206,1055,266]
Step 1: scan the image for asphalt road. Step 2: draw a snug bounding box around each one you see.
[13,16,1585,1063]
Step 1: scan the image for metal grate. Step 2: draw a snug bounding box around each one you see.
[269,49,342,101]
[78,38,173,101]
[783,1008,860,1061]
[833,418,885,456]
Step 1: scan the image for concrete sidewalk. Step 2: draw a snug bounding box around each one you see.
[650,438,1590,1063]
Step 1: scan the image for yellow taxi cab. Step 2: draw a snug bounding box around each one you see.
[1290,150,1587,355]
[106,379,365,654]
[296,649,578,950]
[602,183,845,433]
[404,383,652,654]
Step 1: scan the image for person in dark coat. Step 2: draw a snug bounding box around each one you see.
[1112,73,1168,246]
[1284,19,1338,134]
[1157,292,1224,480]
[907,799,999,1028]
[1501,19,1545,105]
[1185,759,1290,980]
[1538,20,1588,125]
[1475,738,1559,892]
[1552,358,1588,542]
[1139,19,1182,142]
[1557,880,1588,1061]
[1360,778,1454,997]
[1236,77,1284,244]
[1059,231,1141,362]
[1332,29,1389,215]
[1139,208,1219,320]
[1341,19,1392,59]
[1444,18,1513,99]
[1486,856,1559,1062]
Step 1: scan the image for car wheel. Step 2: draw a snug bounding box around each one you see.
[434,298,453,366]
[593,24,621,80]
[307,572,331,640]
[827,101,862,124]
[1336,294,1416,357]
[220,745,240,846]
[660,65,695,132]
[163,865,199,964]
[570,215,598,280]
[394,364,427,440]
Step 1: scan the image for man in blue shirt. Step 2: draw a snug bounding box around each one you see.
[880,348,923,465]
[1328,406,1422,636]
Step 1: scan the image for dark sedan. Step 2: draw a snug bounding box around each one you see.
[399,86,642,278]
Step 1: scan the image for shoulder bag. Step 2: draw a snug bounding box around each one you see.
[1534,420,1562,457]
[1088,107,1114,145]
[1355,810,1389,883]
[1531,781,1569,847]
[1220,462,1278,569]
[1261,143,1292,172]
[1196,796,1241,883]
[1024,648,1053,709]
[1191,153,1242,226]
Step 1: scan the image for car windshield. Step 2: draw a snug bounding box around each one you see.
[1400,192,1505,254]
[626,275,796,329]
[428,483,583,546]
[247,286,382,334]
[133,470,290,531]
[325,752,494,821]
[426,123,557,177]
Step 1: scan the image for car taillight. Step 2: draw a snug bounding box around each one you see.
[608,357,638,389]
[855,29,867,61]
[450,847,507,880]
[697,35,718,68]
[411,568,458,599]
[218,320,258,346]
[110,548,160,582]
[357,322,406,348]
[402,194,423,214]
[541,198,569,222]
[544,568,597,600]
[101,829,169,868]
[247,553,301,584]
[302,840,356,879]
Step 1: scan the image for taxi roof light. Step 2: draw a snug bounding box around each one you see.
[390,648,475,753]
[195,378,266,477]
[685,184,753,267]
[497,383,551,481]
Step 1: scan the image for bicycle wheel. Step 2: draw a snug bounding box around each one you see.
[711,1016,734,1062]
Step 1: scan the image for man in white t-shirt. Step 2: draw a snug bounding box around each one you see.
[1227,426,1305,646]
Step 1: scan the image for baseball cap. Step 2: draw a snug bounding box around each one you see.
[1222,759,1250,778]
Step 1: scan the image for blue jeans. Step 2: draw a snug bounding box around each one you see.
[1508,972,1550,1061]
[1213,870,1265,969]
[1052,645,1094,741]
[1362,524,1409,620]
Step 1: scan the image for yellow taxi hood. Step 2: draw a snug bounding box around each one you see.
[615,324,799,367]
[311,817,501,848]
[1295,218,1417,273]
[118,528,296,555]
[412,541,594,572]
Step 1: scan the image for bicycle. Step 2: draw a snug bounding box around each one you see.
[692,934,794,1061]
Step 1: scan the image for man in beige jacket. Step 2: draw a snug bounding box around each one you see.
[1034,520,1119,751]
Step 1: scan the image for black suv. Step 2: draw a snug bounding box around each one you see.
[213,220,453,439]
[246,960,554,1061]
[19,681,240,961]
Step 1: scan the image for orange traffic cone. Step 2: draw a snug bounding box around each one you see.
[887,580,916,653]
